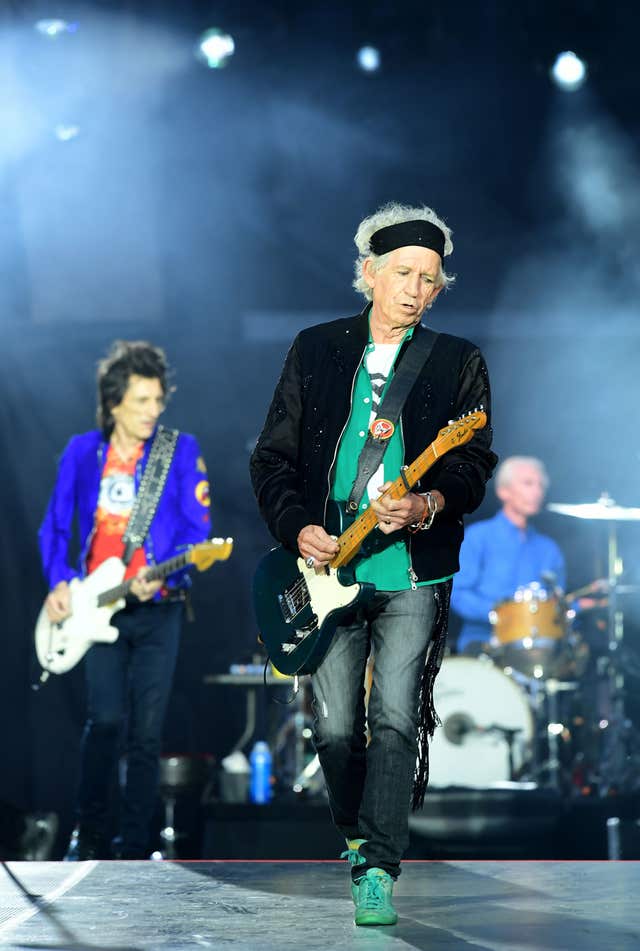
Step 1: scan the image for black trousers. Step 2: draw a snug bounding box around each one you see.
[76,600,184,855]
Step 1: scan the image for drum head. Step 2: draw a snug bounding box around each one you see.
[429,656,533,788]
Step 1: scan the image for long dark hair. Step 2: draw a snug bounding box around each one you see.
[97,340,172,438]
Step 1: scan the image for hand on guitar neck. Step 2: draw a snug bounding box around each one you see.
[128,569,163,602]
[370,484,445,534]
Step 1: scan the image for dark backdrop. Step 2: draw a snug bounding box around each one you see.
[1,0,639,847]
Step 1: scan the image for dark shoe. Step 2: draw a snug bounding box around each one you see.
[64,826,108,861]
[20,813,58,861]
[354,868,398,926]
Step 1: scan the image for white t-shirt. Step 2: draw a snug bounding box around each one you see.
[364,343,400,502]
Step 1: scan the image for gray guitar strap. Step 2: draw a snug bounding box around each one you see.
[346,329,439,513]
[121,425,179,565]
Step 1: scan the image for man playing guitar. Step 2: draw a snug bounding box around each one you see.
[39,340,211,859]
[251,203,497,925]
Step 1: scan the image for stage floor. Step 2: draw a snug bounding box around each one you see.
[1,860,638,950]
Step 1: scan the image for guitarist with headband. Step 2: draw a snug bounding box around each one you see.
[250,202,497,926]
[39,340,212,860]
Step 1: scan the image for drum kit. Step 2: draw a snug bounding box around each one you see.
[429,495,640,796]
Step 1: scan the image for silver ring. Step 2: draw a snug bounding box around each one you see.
[305,556,315,568]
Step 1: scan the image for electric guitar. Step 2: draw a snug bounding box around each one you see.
[253,411,486,676]
[35,538,233,675]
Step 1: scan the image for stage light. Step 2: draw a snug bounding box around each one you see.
[551,51,587,91]
[197,28,235,69]
[357,46,381,73]
[35,19,78,37]
[54,124,80,141]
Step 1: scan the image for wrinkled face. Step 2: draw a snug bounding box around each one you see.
[110,375,165,443]
[364,245,443,327]
[497,463,546,519]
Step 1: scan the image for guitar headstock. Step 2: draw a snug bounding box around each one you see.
[189,538,234,571]
[434,409,487,452]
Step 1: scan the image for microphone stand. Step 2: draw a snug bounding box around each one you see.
[484,725,522,782]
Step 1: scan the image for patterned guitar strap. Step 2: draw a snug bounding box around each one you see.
[121,425,179,566]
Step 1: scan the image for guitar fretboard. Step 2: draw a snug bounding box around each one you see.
[328,411,485,569]
[330,442,442,569]
[97,551,190,607]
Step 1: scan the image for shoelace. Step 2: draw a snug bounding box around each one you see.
[359,875,390,909]
[340,847,362,865]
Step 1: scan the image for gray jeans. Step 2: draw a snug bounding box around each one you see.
[311,585,439,879]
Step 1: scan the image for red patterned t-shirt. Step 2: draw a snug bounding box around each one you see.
[86,443,147,580]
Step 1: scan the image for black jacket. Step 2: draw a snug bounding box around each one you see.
[250,307,498,580]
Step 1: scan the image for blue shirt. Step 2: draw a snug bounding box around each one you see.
[451,510,566,650]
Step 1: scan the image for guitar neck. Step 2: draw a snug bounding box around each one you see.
[97,551,190,607]
[330,442,441,570]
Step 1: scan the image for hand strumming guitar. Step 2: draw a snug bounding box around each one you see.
[297,525,340,568]
[45,581,72,623]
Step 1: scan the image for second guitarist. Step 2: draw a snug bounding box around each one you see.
[250,202,497,926]
[39,340,212,860]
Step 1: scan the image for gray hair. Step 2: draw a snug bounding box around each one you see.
[353,202,455,301]
[495,456,550,492]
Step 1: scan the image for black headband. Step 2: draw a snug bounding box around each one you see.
[369,219,446,260]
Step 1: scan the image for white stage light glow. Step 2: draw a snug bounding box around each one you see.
[55,124,80,141]
[357,46,381,73]
[35,19,78,37]
[197,29,235,69]
[551,51,587,91]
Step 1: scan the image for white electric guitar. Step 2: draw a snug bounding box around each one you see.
[35,538,233,675]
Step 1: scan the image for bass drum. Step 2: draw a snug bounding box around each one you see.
[428,656,534,788]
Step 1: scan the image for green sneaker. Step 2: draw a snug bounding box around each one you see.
[340,838,367,903]
[354,868,398,926]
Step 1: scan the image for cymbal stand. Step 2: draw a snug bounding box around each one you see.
[599,515,629,793]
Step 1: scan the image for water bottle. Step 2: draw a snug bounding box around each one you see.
[249,741,272,804]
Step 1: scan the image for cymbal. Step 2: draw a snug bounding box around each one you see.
[548,498,640,521]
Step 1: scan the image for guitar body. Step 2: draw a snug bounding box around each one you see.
[253,549,374,676]
[253,502,375,676]
[35,539,234,676]
[35,558,127,675]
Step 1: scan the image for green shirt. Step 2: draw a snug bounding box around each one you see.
[330,325,452,591]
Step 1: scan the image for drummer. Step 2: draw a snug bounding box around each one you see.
[451,456,565,655]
